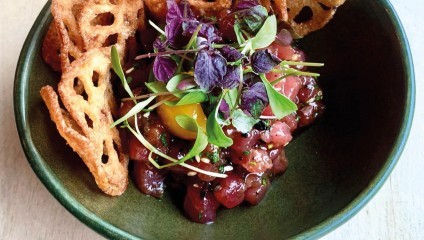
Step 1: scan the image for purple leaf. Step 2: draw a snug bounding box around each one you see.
[177,78,197,90]
[166,0,193,24]
[219,99,230,119]
[153,56,177,83]
[251,49,281,74]
[182,19,222,44]
[221,66,241,89]
[235,5,268,34]
[194,50,227,92]
[153,37,167,52]
[236,0,261,10]
[219,46,244,62]
[241,82,269,118]
[165,19,184,48]
[165,0,195,48]
[275,29,293,46]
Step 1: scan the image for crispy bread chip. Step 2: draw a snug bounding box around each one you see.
[41,0,142,196]
[42,23,62,72]
[77,0,141,52]
[186,0,232,16]
[286,0,345,38]
[144,0,168,22]
[41,49,128,196]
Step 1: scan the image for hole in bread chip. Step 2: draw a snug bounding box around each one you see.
[318,3,331,10]
[102,33,118,47]
[91,12,115,26]
[85,113,93,128]
[294,6,313,23]
[92,71,100,87]
[101,154,109,164]
[81,91,89,101]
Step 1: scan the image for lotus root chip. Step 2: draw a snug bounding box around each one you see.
[287,0,345,38]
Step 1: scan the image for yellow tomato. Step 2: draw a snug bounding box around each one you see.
[156,96,207,140]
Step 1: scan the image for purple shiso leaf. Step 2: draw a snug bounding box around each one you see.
[219,99,231,119]
[275,29,293,46]
[251,49,282,74]
[241,82,269,118]
[182,19,222,44]
[153,37,167,52]
[165,0,195,48]
[166,0,193,24]
[165,19,184,48]
[236,0,261,10]
[194,50,227,92]
[177,78,197,90]
[219,45,244,62]
[235,5,268,34]
[153,56,177,83]
[221,66,241,89]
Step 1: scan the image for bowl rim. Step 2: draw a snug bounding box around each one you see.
[14,1,415,239]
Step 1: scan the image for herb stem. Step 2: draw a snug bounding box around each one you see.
[281,60,324,67]
[149,20,166,36]
[134,48,204,61]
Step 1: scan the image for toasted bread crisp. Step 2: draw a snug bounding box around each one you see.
[41,0,142,196]
[186,0,232,16]
[286,0,345,38]
[42,23,62,72]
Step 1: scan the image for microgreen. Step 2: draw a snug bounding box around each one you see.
[231,109,259,133]
[110,96,156,128]
[175,91,208,106]
[175,115,208,161]
[111,46,135,101]
[206,93,233,147]
[194,50,227,92]
[251,15,277,50]
[260,74,297,119]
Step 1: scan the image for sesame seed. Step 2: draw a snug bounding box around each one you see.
[195,155,201,163]
[200,158,210,164]
[187,171,197,176]
[125,67,135,74]
[223,166,233,172]
[193,184,199,188]
[143,112,150,118]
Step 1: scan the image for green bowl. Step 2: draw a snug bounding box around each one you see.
[14,0,414,239]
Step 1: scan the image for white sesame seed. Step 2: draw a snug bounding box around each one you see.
[143,112,150,118]
[193,184,199,188]
[200,158,210,164]
[214,185,222,191]
[223,166,233,172]
[187,171,197,176]
[195,155,201,163]
[125,67,135,74]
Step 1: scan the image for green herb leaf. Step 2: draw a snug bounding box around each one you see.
[110,96,156,128]
[160,133,168,146]
[206,95,233,147]
[166,73,192,97]
[251,15,277,50]
[176,91,208,106]
[175,115,208,161]
[231,109,259,133]
[206,151,220,163]
[234,23,246,45]
[260,74,297,119]
[224,87,238,110]
[111,46,135,100]
[146,81,168,93]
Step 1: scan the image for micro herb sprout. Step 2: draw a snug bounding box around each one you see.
[110,0,324,176]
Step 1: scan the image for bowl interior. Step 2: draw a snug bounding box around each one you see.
[16,0,413,239]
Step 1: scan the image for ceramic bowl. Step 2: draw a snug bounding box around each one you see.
[14,0,414,239]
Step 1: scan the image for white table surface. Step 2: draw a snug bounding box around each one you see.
[1,0,423,239]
